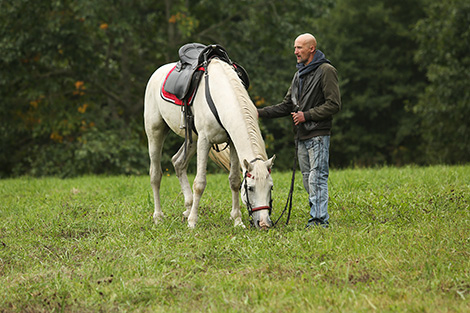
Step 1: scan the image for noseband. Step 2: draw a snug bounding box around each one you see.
[242,158,273,220]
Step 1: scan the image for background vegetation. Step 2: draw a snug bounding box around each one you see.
[1,166,469,311]
[1,0,469,177]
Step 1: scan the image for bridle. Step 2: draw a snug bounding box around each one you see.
[241,156,296,228]
[241,158,273,223]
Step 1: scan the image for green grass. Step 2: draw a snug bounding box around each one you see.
[1,165,469,312]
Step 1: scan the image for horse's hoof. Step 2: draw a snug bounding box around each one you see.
[233,218,246,228]
[153,213,164,225]
[187,215,197,228]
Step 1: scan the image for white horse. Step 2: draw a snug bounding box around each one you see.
[144,58,275,229]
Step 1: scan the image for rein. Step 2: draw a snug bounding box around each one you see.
[272,144,297,226]
[273,105,300,226]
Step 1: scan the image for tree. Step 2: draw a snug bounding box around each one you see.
[316,0,427,166]
[189,0,335,170]
[413,0,470,164]
[0,0,334,176]
[3,0,465,177]
[0,0,169,176]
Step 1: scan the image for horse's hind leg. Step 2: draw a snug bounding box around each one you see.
[171,141,197,219]
[146,121,170,225]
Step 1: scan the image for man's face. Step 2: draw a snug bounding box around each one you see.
[294,37,314,65]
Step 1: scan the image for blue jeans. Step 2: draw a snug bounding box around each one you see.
[297,136,330,226]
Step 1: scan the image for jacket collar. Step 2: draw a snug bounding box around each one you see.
[296,50,330,77]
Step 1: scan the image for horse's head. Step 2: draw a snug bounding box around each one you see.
[241,156,276,230]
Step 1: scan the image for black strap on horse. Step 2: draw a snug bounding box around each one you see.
[204,73,226,131]
[182,99,196,159]
[202,46,232,147]
[203,47,226,130]
[181,75,202,159]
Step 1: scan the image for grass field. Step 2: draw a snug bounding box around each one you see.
[1,165,469,312]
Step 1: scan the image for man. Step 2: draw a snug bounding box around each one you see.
[257,33,341,228]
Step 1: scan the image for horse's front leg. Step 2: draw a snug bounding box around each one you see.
[171,142,197,218]
[187,138,211,228]
[228,144,244,228]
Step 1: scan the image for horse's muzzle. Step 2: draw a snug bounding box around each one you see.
[251,209,273,230]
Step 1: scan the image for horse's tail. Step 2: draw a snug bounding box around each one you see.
[208,145,231,172]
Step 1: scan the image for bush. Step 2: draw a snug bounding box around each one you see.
[9,125,149,178]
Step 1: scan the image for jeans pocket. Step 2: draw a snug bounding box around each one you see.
[303,138,316,150]
[304,136,324,150]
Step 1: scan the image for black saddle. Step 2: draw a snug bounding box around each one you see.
[162,43,250,103]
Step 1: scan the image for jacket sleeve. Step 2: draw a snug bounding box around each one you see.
[257,86,294,118]
[304,64,341,121]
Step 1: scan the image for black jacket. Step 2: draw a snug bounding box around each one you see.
[258,51,341,140]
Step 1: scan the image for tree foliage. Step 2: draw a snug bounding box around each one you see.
[0,0,468,177]
[412,0,470,163]
[0,0,165,176]
[314,0,428,166]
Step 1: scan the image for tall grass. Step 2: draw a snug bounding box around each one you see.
[1,165,469,312]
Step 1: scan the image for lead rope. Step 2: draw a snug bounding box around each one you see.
[273,142,297,226]
[273,106,300,226]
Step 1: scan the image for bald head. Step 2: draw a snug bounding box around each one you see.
[296,33,317,49]
[294,33,317,65]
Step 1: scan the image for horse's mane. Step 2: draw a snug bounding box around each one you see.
[216,59,268,161]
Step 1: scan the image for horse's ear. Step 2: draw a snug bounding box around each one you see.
[265,155,276,169]
[243,159,253,172]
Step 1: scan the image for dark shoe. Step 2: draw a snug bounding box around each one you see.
[306,220,329,230]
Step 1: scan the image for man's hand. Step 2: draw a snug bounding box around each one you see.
[291,111,306,125]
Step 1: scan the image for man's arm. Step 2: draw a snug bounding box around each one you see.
[258,86,295,119]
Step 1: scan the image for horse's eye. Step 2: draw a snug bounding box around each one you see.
[248,186,254,192]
